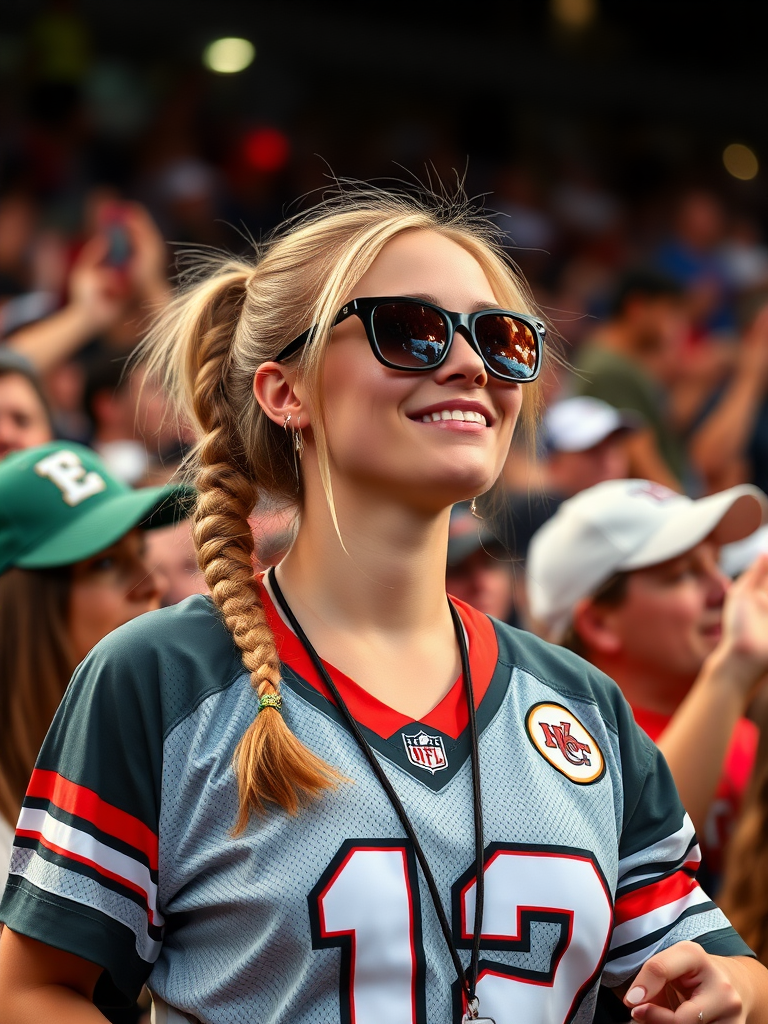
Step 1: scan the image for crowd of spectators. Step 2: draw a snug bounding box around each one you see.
[3,5,768,1016]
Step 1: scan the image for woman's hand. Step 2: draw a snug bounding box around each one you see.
[624,942,768,1024]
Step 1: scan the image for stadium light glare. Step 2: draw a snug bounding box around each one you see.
[551,0,597,30]
[203,38,255,75]
[723,143,758,181]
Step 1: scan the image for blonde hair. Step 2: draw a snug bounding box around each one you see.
[141,187,549,828]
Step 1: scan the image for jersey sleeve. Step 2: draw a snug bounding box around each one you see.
[601,692,754,988]
[0,623,165,1005]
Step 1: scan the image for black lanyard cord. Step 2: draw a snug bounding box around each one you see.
[266,566,486,1012]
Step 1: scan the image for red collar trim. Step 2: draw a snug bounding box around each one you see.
[258,576,498,741]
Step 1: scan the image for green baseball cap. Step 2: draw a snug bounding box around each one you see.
[0,441,196,575]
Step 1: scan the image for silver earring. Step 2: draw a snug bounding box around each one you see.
[283,412,304,457]
[470,497,482,519]
[293,415,305,458]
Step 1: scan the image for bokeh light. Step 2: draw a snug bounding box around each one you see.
[243,127,290,173]
[723,143,759,180]
[203,37,255,75]
[551,0,597,30]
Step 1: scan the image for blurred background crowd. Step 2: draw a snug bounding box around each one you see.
[3,0,768,1016]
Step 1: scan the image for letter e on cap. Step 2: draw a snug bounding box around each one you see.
[35,450,107,506]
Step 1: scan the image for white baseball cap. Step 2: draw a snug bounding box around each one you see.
[527,479,768,639]
[543,396,641,453]
[720,525,768,579]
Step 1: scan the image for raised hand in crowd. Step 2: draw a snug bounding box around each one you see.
[6,234,128,372]
[688,302,768,494]
[118,202,172,311]
[4,203,170,373]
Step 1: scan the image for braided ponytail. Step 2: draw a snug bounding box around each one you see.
[143,263,340,824]
[195,441,341,826]
[140,188,552,827]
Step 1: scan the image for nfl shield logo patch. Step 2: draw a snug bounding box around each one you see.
[402,730,448,774]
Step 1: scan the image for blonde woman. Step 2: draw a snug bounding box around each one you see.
[1,191,766,1024]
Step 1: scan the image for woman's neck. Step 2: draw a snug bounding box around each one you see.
[278,493,453,635]
[274,493,461,720]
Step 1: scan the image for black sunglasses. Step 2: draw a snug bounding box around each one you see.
[275,296,545,382]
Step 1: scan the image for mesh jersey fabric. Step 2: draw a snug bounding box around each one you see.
[0,591,752,1024]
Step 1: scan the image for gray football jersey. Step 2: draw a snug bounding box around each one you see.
[1,592,750,1024]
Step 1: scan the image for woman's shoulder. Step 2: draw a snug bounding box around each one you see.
[91,594,233,660]
[68,595,245,726]
[490,617,631,731]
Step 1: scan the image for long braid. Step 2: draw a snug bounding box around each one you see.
[189,276,341,826]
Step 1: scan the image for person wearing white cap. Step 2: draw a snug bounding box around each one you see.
[543,396,642,495]
[527,478,768,887]
[498,396,642,562]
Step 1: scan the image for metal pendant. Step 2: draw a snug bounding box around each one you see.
[461,997,496,1023]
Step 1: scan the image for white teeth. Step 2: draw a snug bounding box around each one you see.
[421,409,488,426]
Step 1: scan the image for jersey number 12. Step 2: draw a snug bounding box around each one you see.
[309,839,613,1024]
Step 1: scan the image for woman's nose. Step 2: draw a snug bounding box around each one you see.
[434,328,488,387]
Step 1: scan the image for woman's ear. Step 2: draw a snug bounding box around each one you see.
[572,598,623,657]
[253,362,309,429]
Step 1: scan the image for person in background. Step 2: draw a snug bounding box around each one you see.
[721,525,768,746]
[82,353,187,484]
[0,349,54,459]
[144,519,207,608]
[3,203,170,374]
[655,190,734,339]
[527,478,768,892]
[717,518,768,964]
[249,502,297,571]
[719,755,768,967]
[0,441,193,893]
[3,231,130,374]
[686,299,768,496]
[500,395,640,562]
[446,504,517,624]
[571,269,689,487]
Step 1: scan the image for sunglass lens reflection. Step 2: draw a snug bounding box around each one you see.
[373,303,448,368]
[476,315,538,380]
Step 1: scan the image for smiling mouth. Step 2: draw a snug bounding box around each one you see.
[417,409,488,427]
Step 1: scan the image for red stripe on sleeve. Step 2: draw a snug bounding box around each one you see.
[15,827,162,927]
[26,769,158,871]
[614,870,700,926]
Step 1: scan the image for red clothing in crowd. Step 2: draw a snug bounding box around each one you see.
[632,705,757,879]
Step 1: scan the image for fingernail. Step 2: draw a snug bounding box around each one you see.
[626,987,646,1006]
[631,1009,645,1021]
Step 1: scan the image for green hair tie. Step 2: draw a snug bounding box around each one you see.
[258,693,283,713]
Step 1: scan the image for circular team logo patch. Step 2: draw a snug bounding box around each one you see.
[525,702,605,784]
